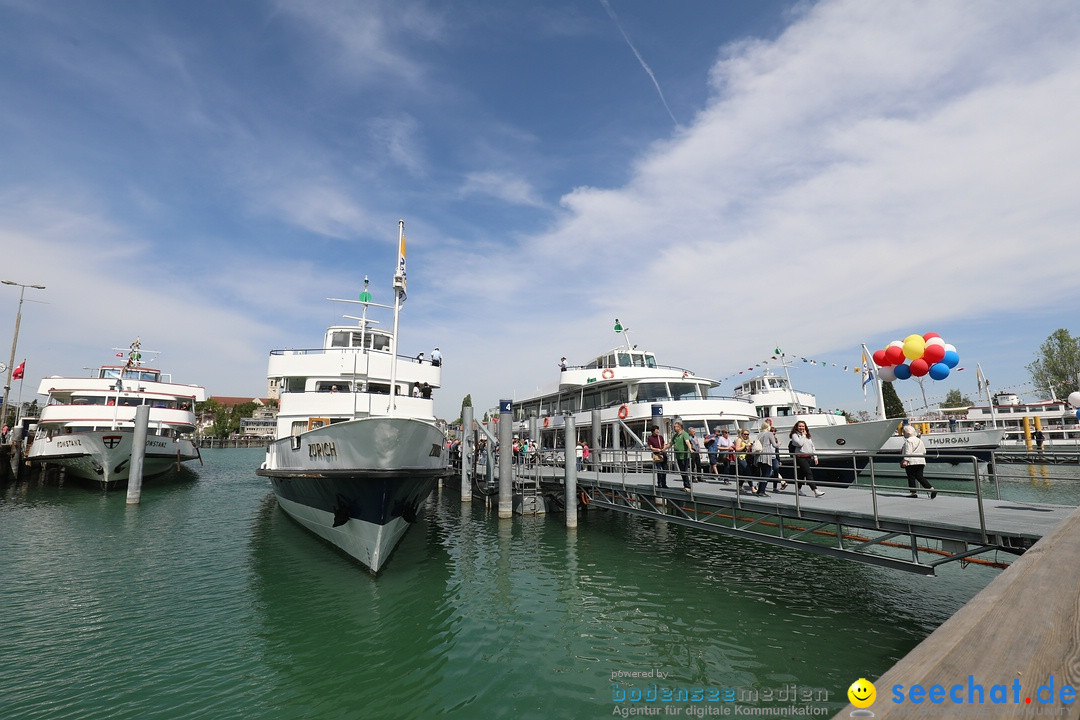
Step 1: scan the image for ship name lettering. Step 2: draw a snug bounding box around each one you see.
[929,436,969,445]
[309,441,338,458]
[56,439,83,448]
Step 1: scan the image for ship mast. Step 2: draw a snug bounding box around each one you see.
[388,220,406,415]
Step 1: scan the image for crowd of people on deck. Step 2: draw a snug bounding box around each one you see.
[647,419,826,498]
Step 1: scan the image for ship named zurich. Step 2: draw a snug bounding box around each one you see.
[257,222,450,574]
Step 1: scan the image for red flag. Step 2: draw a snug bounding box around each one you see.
[12,361,25,380]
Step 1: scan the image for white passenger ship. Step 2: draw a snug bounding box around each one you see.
[514,339,896,484]
[257,222,450,574]
[27,340,206,488]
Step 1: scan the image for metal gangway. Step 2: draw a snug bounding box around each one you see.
[531,450,1077,575]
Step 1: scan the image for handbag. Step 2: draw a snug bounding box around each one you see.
[652,451,664,462]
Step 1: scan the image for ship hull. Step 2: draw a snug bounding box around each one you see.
[257,416,449,573]
[27,430,198,488]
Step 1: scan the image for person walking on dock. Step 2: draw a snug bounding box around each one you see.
[648,426,667,488]
[688,427,704,477]
[755,421,785,494]
[715,429,734,483]
[900,425,936,498]
[666,421,693,491]
[735,430,756,493]
[788,421,824,497]
[704,427,720,476]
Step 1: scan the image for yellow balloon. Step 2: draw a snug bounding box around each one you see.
[902,334,926,361]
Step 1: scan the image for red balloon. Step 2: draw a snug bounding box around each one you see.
[923,344,946,363]
[884,346,905,365]
[910,358,930,377]
[923,332,941,340]
[872,349,887,366]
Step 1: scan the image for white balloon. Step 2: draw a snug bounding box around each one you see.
[888,340,904,349]
[944,343,957,352]
[877,365,897,382]
[925,337,946,348]
[1068,391,1080,409]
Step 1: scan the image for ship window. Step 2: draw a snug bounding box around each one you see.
[582,390,602,411]
[602,386,628,406]
[637,382,668,402]
[644,354,657,368]
[683,419,708,437]
[370,334,390,351]
[670,383,699,401]
[317,382,351,392]
[617,353,631,367]
[605,354,616,367]
[331,331,350,348]
[632,354,645,367]
[283,377,306,393]
[368,383,391,395]
[564,394,580,413]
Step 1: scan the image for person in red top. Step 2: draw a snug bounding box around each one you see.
[647,426,667,488]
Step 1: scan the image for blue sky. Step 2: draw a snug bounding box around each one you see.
[2,0,1078,420]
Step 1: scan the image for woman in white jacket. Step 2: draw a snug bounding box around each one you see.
[788,421,824,497]
[900,425,936,499]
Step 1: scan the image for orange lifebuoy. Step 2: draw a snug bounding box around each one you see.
[579,490,590,506]
[602,368,614,380]
[617,405,629,420]
[543,417,550,428]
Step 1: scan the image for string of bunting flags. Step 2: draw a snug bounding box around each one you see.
[713,347,965,385]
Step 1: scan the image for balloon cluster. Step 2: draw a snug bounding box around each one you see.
[871,332,959,382]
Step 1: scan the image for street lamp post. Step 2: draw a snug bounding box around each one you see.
[1,280,46,436]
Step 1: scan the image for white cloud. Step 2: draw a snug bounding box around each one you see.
[459,171,545,207]
[430,0,1080,415]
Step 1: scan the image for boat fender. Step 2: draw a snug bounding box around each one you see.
[602,368,614,380]
[617,405,629,420]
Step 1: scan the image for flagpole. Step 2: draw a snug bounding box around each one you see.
[388,220,406,416]
[977,362,998,428]
[861,344,886,420]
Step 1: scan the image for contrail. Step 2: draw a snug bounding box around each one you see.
[598,0,679,128]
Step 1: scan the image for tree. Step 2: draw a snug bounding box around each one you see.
[941,389,974,412]
[1027,329,1080,400]
[456,394,473,424]
[882,382,905,419]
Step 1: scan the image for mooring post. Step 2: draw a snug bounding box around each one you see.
[498,399,513,518]
[461,405,473,501]
[564,414,577,528]
[126,404,150,505]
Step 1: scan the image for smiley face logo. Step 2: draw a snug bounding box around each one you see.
[848,678,876,708]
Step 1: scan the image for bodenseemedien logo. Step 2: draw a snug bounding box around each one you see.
[847,678,876,717]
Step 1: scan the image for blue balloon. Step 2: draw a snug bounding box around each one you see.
[1076,409,1080,421]
[928,362,950,380]
[942,350,960,368]
[893,363,912,380]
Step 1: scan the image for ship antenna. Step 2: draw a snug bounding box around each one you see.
[614,318,633,351]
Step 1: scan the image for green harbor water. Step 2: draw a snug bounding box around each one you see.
[2,449,1078,719]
